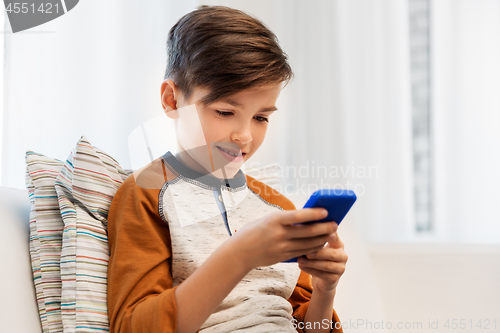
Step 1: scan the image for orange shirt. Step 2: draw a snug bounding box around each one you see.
[107,157,342,332]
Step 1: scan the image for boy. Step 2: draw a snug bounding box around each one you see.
[107,5,347,333]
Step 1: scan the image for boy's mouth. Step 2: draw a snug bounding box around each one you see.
[216,146,246,162]
[216,146,246,158]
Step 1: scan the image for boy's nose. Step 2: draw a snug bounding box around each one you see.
[230,125,252,145]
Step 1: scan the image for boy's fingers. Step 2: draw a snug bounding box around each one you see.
[289,234,332,254]
[279,208,328,226]
[327,232,344,249]
[288,221,337,240]
[306,247,348,263]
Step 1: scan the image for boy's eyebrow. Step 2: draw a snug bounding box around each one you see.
[222,98,278,112]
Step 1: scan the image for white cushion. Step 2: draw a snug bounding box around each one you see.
[0,186,42,332]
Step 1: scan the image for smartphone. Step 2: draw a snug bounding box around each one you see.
[284,189,357,263]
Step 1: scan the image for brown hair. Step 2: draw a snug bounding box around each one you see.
[164,5,293,107]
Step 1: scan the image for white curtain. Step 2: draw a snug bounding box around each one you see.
[432,0,500,243]
[1,0,198,187]
[2,0,499,246]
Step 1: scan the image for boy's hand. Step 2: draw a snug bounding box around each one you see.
[297,224,348,294]
[231,208,337,271]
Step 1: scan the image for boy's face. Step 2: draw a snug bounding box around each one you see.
[161,81,281,179]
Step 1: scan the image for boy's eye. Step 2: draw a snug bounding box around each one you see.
[216,110,269,123]
[254,116,269,123]
[216,110,233,117]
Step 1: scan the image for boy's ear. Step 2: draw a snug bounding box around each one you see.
[161,79,179,119]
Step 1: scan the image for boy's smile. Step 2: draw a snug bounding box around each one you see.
[161,80,282,180]
[215,145,244,162]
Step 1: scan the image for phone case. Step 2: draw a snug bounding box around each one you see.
[284,189,357,263]
[303,189,357,224]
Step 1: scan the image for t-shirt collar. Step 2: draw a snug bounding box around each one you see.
[162,151,247,189]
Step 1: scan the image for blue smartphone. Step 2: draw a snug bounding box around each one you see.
[284,189,357,263]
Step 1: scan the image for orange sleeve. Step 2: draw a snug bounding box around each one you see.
[107,172,178,333]
[288,271,343,333]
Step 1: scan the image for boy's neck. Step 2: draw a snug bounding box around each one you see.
[174,150,241,181]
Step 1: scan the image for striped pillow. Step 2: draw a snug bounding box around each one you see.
[54,148,78,332]
[25,151,65,333]
[54,136,131,332]
[26,136,132,333]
